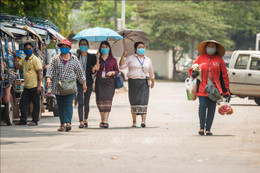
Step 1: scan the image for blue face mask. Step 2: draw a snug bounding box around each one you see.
[24,49,33,56]
[137,48,145,55]
[80,45,88,52]
[60,47,70,54]
[101,48,110,55]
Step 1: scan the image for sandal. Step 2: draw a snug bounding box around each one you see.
[58,124,65,132]
[99,122,105,128]
[84,122,88,128]
[103,123,109,129]
[79,121,84,128]
[65,123,72,132]
[206,131,213,136]
[198,129,204,135]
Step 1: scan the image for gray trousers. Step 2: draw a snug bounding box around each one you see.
[77,83,93,122]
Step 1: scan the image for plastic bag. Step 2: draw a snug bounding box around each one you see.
[218,100,233,115]
[185,77,197,101]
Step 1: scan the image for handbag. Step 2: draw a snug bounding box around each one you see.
[205,63,221,101]
[114,71,124,89]
[205,77,222,101]
[56,55,77,96]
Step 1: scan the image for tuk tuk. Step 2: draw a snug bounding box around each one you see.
[0,24,15,125]
[0,14,44,125]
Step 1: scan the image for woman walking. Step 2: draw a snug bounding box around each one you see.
[189,40,230,136]
[92,41,119,128]
[46,39,87,132]
[76,39,97,128]
[119,41,155,128]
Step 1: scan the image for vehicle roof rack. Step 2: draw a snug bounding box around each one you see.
[26,16,59,32]
[0,14,31,26]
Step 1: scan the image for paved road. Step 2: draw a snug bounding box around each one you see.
[1,82,260,173]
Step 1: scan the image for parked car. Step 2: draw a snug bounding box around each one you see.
[228,50,260,105]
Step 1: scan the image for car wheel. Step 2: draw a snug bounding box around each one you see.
[253,97,260,105]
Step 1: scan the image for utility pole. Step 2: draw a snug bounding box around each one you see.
[114,0,118,31]
[121,0,125,29]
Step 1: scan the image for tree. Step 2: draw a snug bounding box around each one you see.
[1,0,72,37]
[70,0,139,33]
[142,1,233,81]
[212,1,260,50]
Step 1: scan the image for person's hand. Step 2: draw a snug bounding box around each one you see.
[93,64,100,71]
[151,80,154,89]
[122,50,128,57]
[106,71,114,76]
[46,78,52,88]
[37,86,42,95]
[83,83,87,93]
[11,51,17,58]
[191,71,199,78]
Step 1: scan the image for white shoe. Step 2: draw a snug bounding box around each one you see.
[132,123,137,127]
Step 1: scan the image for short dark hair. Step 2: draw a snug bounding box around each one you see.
[79,39,89,46]
[134,41,145,53]
[98,41,113,57]
[24,42,34,49]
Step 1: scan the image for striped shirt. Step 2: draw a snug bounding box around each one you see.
[46,54,86,95]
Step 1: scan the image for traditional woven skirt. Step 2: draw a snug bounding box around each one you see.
[95,78,115,112]
[128,79,149,115]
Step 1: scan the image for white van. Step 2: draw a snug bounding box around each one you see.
[228,50,260,105]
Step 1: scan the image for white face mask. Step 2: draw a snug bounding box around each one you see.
[206,47,216,55]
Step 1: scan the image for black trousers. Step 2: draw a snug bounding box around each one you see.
[77,83,93,122]
[19,87,40,123]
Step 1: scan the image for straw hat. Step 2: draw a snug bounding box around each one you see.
[197,40,225,57]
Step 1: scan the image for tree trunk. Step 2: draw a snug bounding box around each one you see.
[172,49,177,81]
[114,0,118,31]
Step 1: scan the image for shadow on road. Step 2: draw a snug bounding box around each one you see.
[231,104,258,107]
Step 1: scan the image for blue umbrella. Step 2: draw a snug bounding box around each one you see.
[73,27,123,42]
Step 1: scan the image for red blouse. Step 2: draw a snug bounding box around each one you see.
[96,56,119,78]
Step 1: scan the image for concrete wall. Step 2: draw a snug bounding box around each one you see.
[146,49,173,79]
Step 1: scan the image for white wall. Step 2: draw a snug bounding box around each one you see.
[146,49,173,79]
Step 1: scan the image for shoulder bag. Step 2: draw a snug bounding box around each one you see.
[56,55,77,96]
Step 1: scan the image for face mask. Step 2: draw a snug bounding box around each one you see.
[80,45,88,52]
[101,48,110,55]
[60,47,70,54]
[137,48,145,55]
[206,47,216,55]
[24,49,33,56]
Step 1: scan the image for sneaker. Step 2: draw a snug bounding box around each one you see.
[28,121,38,126]
[57,124,65,131]
[65,123,72,132]
[141,122,146,128]
[132,123,137,127]
[78,121,84,128]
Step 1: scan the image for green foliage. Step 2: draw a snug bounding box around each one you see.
[1,0,72,37]
[142,1,233,51]
[70,0,139,33]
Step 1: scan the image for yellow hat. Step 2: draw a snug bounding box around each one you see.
[197,40,225,57]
